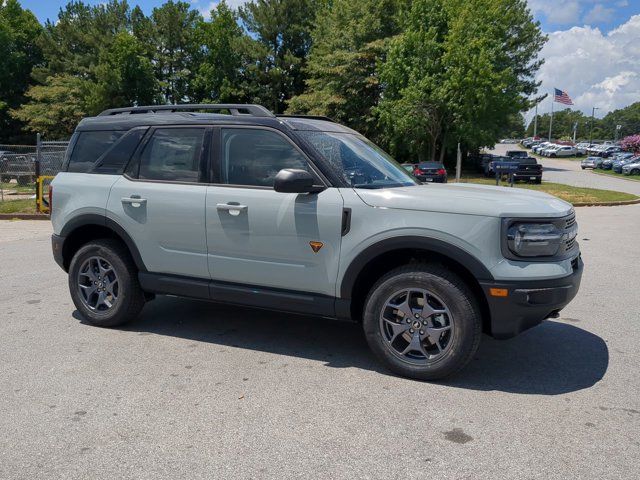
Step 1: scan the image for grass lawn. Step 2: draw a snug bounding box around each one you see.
[593,169,640,182]
[0,182,36,194]
[455,175,639,205]
[0,198,37,214]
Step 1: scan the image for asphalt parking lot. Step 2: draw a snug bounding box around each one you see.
[1,205,639,479]
[490,143,640,196]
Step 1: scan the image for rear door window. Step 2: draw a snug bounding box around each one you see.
[137,128,206,183]
[67,131,125,172]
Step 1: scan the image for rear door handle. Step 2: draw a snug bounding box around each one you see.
[121,197,147,207]
[216,203,248,216]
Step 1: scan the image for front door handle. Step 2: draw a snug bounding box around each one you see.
[216,203,248,216]
[121,197,147,207]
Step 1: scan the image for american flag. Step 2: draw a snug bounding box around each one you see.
[554,88,574,105]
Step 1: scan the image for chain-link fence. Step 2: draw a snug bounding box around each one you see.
[0,136,69,213]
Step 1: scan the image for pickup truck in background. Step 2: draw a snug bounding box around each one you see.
[0,152,36,185]
[489,156,542,184]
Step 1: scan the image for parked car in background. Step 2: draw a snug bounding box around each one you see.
[604,152,632,170]
[532,142,551,155]
[0,151,37,185]
[575,142,590,155]
[622,159,640,175]
[581,157,598,169]
[512,157,543,183]
[600,146,621,158]
[484,155,510,176]
[400,163,415,174]
[550,145,578,157]
[613,155,639,173]
[412,162,447,183]
[541,145,561,157]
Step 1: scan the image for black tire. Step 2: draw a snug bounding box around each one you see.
[17,176,31,186]
[1,175,10,183]
[362,263,482,380]
[68,238,145,327]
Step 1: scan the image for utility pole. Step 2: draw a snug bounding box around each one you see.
[589,107,599,144]
[615,124,622,142]
[455,142,462,182]
[548,99,554,142]
[533,104,538,137]
[572,122,578,143]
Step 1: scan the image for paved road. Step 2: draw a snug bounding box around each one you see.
[489,143,640,196]
[1,213,639,480]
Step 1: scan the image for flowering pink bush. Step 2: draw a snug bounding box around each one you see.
[620,135,640,153]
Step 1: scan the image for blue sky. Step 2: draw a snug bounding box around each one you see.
[18,0,640,117]
[20,0,637,32]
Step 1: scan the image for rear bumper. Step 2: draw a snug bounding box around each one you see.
[51,234,66,270]
[480,255,583,339]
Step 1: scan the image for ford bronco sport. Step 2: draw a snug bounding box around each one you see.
[51,104,583,380]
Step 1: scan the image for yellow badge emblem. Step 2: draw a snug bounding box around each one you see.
[309,241,324,253]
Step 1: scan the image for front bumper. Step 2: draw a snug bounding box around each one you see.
[480,255,583,339]
[52,234,66,270]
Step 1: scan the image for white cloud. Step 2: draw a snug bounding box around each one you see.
[583,4,615,25]
[528,0,582,25]
[196,0,249,19]
[528,15,640,120]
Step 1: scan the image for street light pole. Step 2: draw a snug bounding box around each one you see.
[589,107,599,144]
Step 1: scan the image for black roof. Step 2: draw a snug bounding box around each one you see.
[76,104,357,134]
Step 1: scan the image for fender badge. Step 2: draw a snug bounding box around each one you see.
[309,241,324,253]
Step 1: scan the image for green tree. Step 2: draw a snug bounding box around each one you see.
[378,0,546,162]
[239,0,323,113]
[193,1,249,102]
[87,32,159,113]
[11,75,91,138]
[150,1,202,103]
[0,0,42,143]
[287,0,405,141]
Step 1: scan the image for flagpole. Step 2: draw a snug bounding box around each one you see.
[549,96,554,142]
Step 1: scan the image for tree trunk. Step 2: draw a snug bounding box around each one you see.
[439,131,447,163]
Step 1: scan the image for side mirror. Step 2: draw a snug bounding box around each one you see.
[274,169,323,194]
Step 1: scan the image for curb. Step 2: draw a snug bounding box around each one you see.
[0,213,50,220]
[572,198,640,207]
[591,170,640,184]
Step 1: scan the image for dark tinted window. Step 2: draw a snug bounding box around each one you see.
[139,128,205,182]
[94,128,147,174]
[68,131,125,172]
[221,128,311,187]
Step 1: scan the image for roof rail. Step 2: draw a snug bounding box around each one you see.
[98,104,275,117]
[277,114,334,122]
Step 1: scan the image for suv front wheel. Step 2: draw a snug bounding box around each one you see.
[68,239,145,327]
[363,264,482,380]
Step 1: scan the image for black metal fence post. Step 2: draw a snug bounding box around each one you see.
[35,133,41,212]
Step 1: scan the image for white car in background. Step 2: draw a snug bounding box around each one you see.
[550,145,578,157]
[575,142,590,155]
[541,144,561,156]
[532,142,551,154]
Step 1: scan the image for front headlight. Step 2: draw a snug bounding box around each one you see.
[506,222,564,257]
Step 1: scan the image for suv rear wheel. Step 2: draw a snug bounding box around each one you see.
[68,239,145,327]
[363,263,481,380]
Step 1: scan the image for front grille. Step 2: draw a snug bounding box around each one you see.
[563,212,578,251]
[565,213,576,229]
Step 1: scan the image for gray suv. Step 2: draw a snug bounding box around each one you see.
[50,104,583,380]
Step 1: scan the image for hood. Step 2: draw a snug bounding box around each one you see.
[353,183,573,218]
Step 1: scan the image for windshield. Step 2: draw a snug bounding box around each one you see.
[298,131,419,189]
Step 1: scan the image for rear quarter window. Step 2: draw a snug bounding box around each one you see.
[67,131,125,172]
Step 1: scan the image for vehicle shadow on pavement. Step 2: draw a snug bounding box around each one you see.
[79,297,608,394]
[444,320,609,394]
